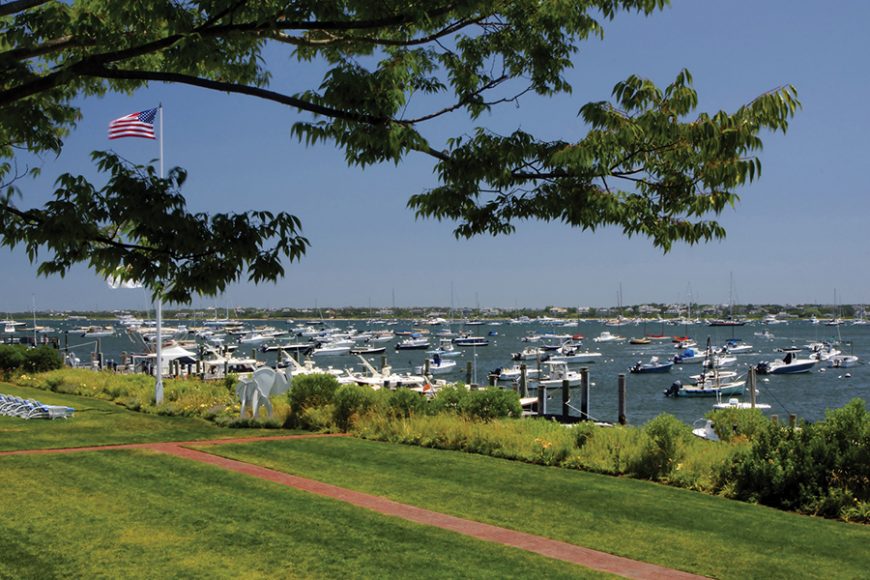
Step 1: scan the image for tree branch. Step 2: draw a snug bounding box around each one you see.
[0,0,50,17]
[80,65,391,125]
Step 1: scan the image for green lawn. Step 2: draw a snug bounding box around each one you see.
[0,383,286,451]
[0,450,602,579]
[203,437,870,580]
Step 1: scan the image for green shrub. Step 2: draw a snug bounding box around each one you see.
[388,388,425,419]
[430,384,469,414]
[459,388,522,421]
[720,402,870,518]
[22,346,63,373]
[287,372,338,416]
[572,421,597,449]
[706,408,770,442]
[632,413,693,480]
[333,384,378,432]
[565,425,645,475]
[0,345,26,379]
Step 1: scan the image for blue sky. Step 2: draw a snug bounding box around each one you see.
[3,0,869,312]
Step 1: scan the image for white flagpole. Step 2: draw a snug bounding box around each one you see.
[155,104,164,405]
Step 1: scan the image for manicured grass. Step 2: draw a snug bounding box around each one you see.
[0,383,285,451]
[0,450,603,579]
[204,437,870,580]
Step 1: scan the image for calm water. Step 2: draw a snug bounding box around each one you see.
[18,318,870,425]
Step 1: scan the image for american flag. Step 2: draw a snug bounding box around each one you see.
[108,107,157,140]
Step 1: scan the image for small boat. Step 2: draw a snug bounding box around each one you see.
[712,397,771,410]
[511,347,550,361]
[827,355,860,368]
[664,378,746,398]
[629,336,651,345]
[452,335,489,347]
[755,350,816,374]
[673,347,705,364]
[311,343,352,357]
[414,357,458,375]
[427,339,462,357]
[691,418,720,441]
[703,354,737,369]
[722,339,753,354]
[395,336,429,350]
[488,365,544,382]
[630,356,673,374]
[592,331,625,343]
[80,325,115,338]
[529,361,584,389]
[349,345,387,355]
[548,347,603,364]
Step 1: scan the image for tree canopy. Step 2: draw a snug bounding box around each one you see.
[1,0,800,302]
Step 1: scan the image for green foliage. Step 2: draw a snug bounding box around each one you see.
[14,367,238,419]
[721,399,870,519]
[2,1,798,297]
[458,387,522,421]
[0,345,62,378]
[706,407,770,442]
[286,373,340,427]
[0,345,26,379]
[333,383,379,432]
[429,384,470,414]
[387,388,425,419]
[21,346,63,373]
[632,413,692,480]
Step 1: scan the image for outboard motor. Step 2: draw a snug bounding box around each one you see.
[664,380,682,397]
[755,362,771,375]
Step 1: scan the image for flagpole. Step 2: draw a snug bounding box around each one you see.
[155,104,164,405]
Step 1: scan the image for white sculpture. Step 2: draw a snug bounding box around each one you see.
[236,367,291,419]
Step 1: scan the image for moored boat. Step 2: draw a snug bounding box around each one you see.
[630,356,673,374]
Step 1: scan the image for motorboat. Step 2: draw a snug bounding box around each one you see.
[511,347,550,361]
[311,342,352,357]
[548,347,602,364]
[755,350,816,374]
[529,361,584,389]
[712,397,771,410]
[346,356,430,389]
[689,370,738,385]
[80,325,115,338]
[592,331,625,343]
[673,347,705,364]
[395,336,429,350]
[703,354,736,369]
[691,418,720,441]
[488,365,543,382]
[414,357,458,375]
[664,378,746,398]
[452,335,489,347]
[629,356,673,374]
[722,339,753,354]
[827,354,860,368]
[349,345,387,355]
[427,339,462,357]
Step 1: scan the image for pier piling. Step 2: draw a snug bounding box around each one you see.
[519,364,528,398]
[580,367,589,421]
[561,379,570,423]
[617,373,627,425]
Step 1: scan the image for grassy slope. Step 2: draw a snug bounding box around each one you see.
[0,450,601,579]
[0,383,282,451]
[204,437,870,580]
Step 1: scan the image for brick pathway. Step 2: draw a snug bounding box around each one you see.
[2,435,706,579]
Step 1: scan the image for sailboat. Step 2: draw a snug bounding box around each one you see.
[708,273,746,326]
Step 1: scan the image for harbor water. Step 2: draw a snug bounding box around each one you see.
[14,318,869,426]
